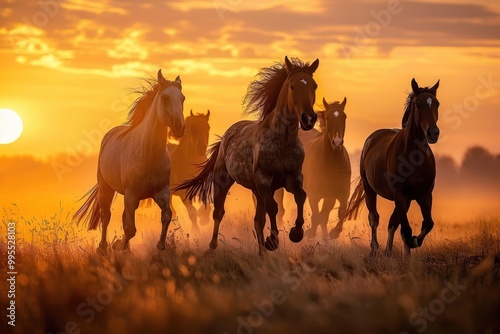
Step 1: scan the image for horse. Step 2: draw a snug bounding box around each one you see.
[74,70,186,254]
[345,78,440,256]
[301,97,351,240]
[175,56,319,255]
[168,110,211,230]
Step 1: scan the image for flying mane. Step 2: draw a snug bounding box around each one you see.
[121,77,176,136]
[243,57,313,122]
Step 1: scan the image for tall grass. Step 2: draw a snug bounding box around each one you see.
[1,209,499,334]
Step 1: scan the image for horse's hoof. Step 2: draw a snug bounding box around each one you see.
[410,236,419,248]
[264,234,279,251]
[96,247,108,256]
[329,228,341,239]
[305,228,316,238]
[209,239,218,250]
[289,227,304,243]
[111,239,129,251]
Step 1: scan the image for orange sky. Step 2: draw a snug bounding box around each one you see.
[1,0,500,162]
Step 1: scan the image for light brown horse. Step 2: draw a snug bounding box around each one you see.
[175,56,319,255]
[346,78,440,256]
[168,110,211,230]
[74,70,185,254]
[301,97,351,239]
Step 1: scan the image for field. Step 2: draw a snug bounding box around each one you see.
[1,204,500,334]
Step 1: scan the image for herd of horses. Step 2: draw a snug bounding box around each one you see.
[74,57,441,257]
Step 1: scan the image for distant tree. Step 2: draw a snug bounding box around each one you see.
[460,146,500,185]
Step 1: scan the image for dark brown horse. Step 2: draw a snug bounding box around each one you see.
[346,78,440,256]
[302,97,351,239]
[175,56,319,255]
[74,70,185,254]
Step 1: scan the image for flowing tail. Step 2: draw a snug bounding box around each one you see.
[73,184,101,230]
[173,141,221,206]
[345,177,366,220]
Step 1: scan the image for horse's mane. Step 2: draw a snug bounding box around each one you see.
[317,101,343,132]
[121,77,173,135]
[402,86,435,127]
[243,58,313,121]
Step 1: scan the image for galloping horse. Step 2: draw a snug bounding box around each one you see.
[346,78,440,256]
[74,70,186,254]
[302,97,351,240]
[175,56,319,254]
[169,110,211,230]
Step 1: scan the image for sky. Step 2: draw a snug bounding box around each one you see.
[0,0,500,182]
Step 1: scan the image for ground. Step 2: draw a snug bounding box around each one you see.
[1,208,499,334]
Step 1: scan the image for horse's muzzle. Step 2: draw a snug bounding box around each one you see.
[300,112,317,131]
[427,127,440,144]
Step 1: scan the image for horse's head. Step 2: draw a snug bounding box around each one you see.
[156,69,186,138]
[318,97,347,151]
[408,78,440,144]
[185,109,211,156]
[284,56,319,131]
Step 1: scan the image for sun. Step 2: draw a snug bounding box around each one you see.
[0,108,24,144]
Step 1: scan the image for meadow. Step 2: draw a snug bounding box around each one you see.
[1,203,499,334]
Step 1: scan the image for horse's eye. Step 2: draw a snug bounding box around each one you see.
[290,85,295,91]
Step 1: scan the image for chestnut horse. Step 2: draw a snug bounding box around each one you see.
[74,70,185,254]
[346,78,440,256]
[175,56,319,255]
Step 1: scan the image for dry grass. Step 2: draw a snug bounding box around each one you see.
[1,209,500,334]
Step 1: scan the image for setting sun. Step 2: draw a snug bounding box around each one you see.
[0,108,23,144]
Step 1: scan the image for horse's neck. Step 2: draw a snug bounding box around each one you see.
[271,107,299,145]
[135,101,167,158]
[400,106,428,152]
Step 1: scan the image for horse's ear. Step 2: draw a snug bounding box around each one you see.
[158,69,167,85]
[322,97,329,109]
[341,97,347,107]
[190,109,194,117]
[307,59,319,74]
[284,56,293,72]
[430,80,440,95]
[175,75,181,84]
[411,78,419,94]
[206,109,210,119]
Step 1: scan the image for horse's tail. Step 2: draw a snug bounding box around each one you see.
[173,141,221,206]
[345,177,365,220]
[73,184,101,230]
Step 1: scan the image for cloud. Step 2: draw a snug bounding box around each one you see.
[0,0,499,77]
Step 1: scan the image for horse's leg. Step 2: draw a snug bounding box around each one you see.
[252,191,267,255]
[254,173,279,251]
[415,192,435,247]
[275,188,285,228]
[285,172,306,243]
[385,208,400,256]
[209,171,234,250]
[97,178,115,255]
[197,203,212,226]
[330,193,348,239]
[394,191,413,256]
[113,190,140,251]
[305,195,320,238]
[181,197,199,232]
[318,197,335,240]
[153,186,173,251]
[169,192,177,220]
[365,183,380,255]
